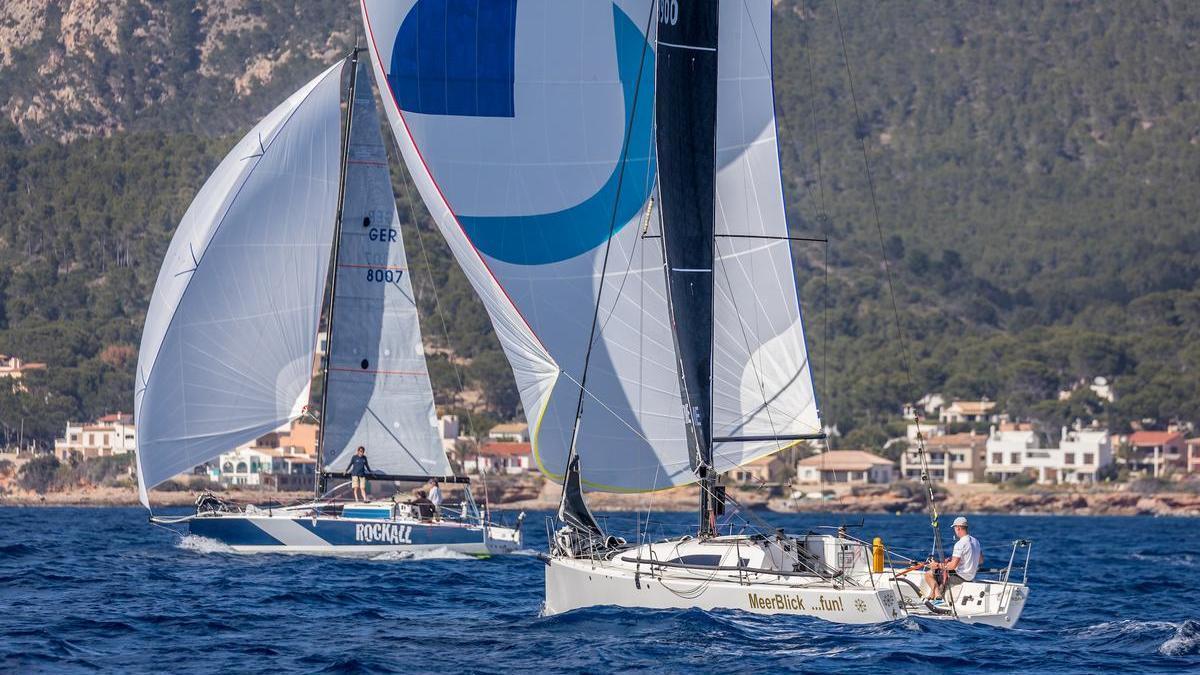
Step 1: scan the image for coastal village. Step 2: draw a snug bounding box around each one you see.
[3,351,1199,515]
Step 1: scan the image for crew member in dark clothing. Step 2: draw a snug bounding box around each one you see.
[411,489,435,520]
[346,446,372,502]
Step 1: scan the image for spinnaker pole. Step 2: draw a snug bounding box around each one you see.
[314,47,363,501]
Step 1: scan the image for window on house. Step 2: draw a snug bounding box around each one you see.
[992,452,1002,464]
[1083,453,1094,465]
[1011,452,1020,465]
[88,434,95,446]
[1064,453,1075,465]
[236,462,248,473]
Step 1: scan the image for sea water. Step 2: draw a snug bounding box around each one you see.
[1,507,1197,673]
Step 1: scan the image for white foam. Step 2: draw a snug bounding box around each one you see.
[177,534,237,554]
[369,546,476,561]
[1159,620,1200,657]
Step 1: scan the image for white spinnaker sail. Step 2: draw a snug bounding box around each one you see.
[711,0,823,466]
[134,62,344,506]
[321,61,450,477]
[360,0,818,491]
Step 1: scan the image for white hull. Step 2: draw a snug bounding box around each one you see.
[544,534,1028,627]
[545,556,903,623]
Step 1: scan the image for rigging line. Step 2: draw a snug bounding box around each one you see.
[830,0,943,560]
[557,370,653,447]
[563,0,658,467]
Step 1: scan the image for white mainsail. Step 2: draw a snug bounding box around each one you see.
[360,0,819,492]
[711,0,823,467]
[320,60,449,477]
[134,62,345,505]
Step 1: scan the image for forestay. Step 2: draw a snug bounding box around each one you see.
[321,60,449,477]
[134,62,344,506]
[360,0,819,492]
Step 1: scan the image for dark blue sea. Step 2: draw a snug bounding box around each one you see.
[1,508,1197,673]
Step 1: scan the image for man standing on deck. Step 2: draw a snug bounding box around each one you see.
[924,516,983,603]
[346,446,372,502]
[427,478,443,518]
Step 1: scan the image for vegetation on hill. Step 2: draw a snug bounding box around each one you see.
[2,1,1199,451]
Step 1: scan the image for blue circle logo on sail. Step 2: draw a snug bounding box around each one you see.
[388,2,656,266]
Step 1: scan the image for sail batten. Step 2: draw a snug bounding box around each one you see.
[135,62,345,505]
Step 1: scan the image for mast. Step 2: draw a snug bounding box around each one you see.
[655,2,720,537]
[314,48,363,500]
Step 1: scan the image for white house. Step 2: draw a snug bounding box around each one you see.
[488,422,529,443]
[985,423,1041,482]
[464,442,534,474]
[54,413,136,460]
[796,450,896,485]
[438,414,462,453]
[214,444,316,489]
[985,425,1112,484]
[939,400,998,424]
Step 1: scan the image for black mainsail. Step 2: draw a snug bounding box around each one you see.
[655,3,720,536]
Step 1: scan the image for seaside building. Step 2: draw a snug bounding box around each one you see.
[488,422,530,443]
[466,441,534,474]
[985,424,1113,484]
[0,354,47,392]
[53,413,136,461]
[1187,437,1200,475]
[796,450,896,485]
[938,400,998,425]
[438,414,461,451]
[984,423,1041,482]
[902,432,987,484]
[1121,431,1186,478]
[214,444,316,490]
[727,455,786,485]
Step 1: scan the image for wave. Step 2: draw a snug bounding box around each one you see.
[1129,551,1199,569]
[369,546,476,561]
[1160,620,1200,657]
[0,543,38,557]
[176,534,236,554]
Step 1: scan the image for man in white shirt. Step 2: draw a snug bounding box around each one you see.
[427,479,443,517]
[924,516,983,602]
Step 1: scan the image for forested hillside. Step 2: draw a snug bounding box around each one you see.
[1,0,1198,449]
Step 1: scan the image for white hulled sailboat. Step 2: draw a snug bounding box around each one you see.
[360,0,1029,624]
[134,53,522,555]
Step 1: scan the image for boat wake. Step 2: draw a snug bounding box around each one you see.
[1160,620,1200,657]
[176,535,236,554]
[369,547,476,562]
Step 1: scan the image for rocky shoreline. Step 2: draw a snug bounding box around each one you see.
[768,487,1200,518]
[2,477,1199,517]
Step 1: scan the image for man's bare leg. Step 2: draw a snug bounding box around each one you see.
[923,569,940,601]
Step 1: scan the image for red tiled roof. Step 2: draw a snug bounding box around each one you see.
[478,442,531,457]
[1129,431,1183,447]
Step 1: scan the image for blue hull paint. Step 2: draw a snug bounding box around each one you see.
[189,515,496,552]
